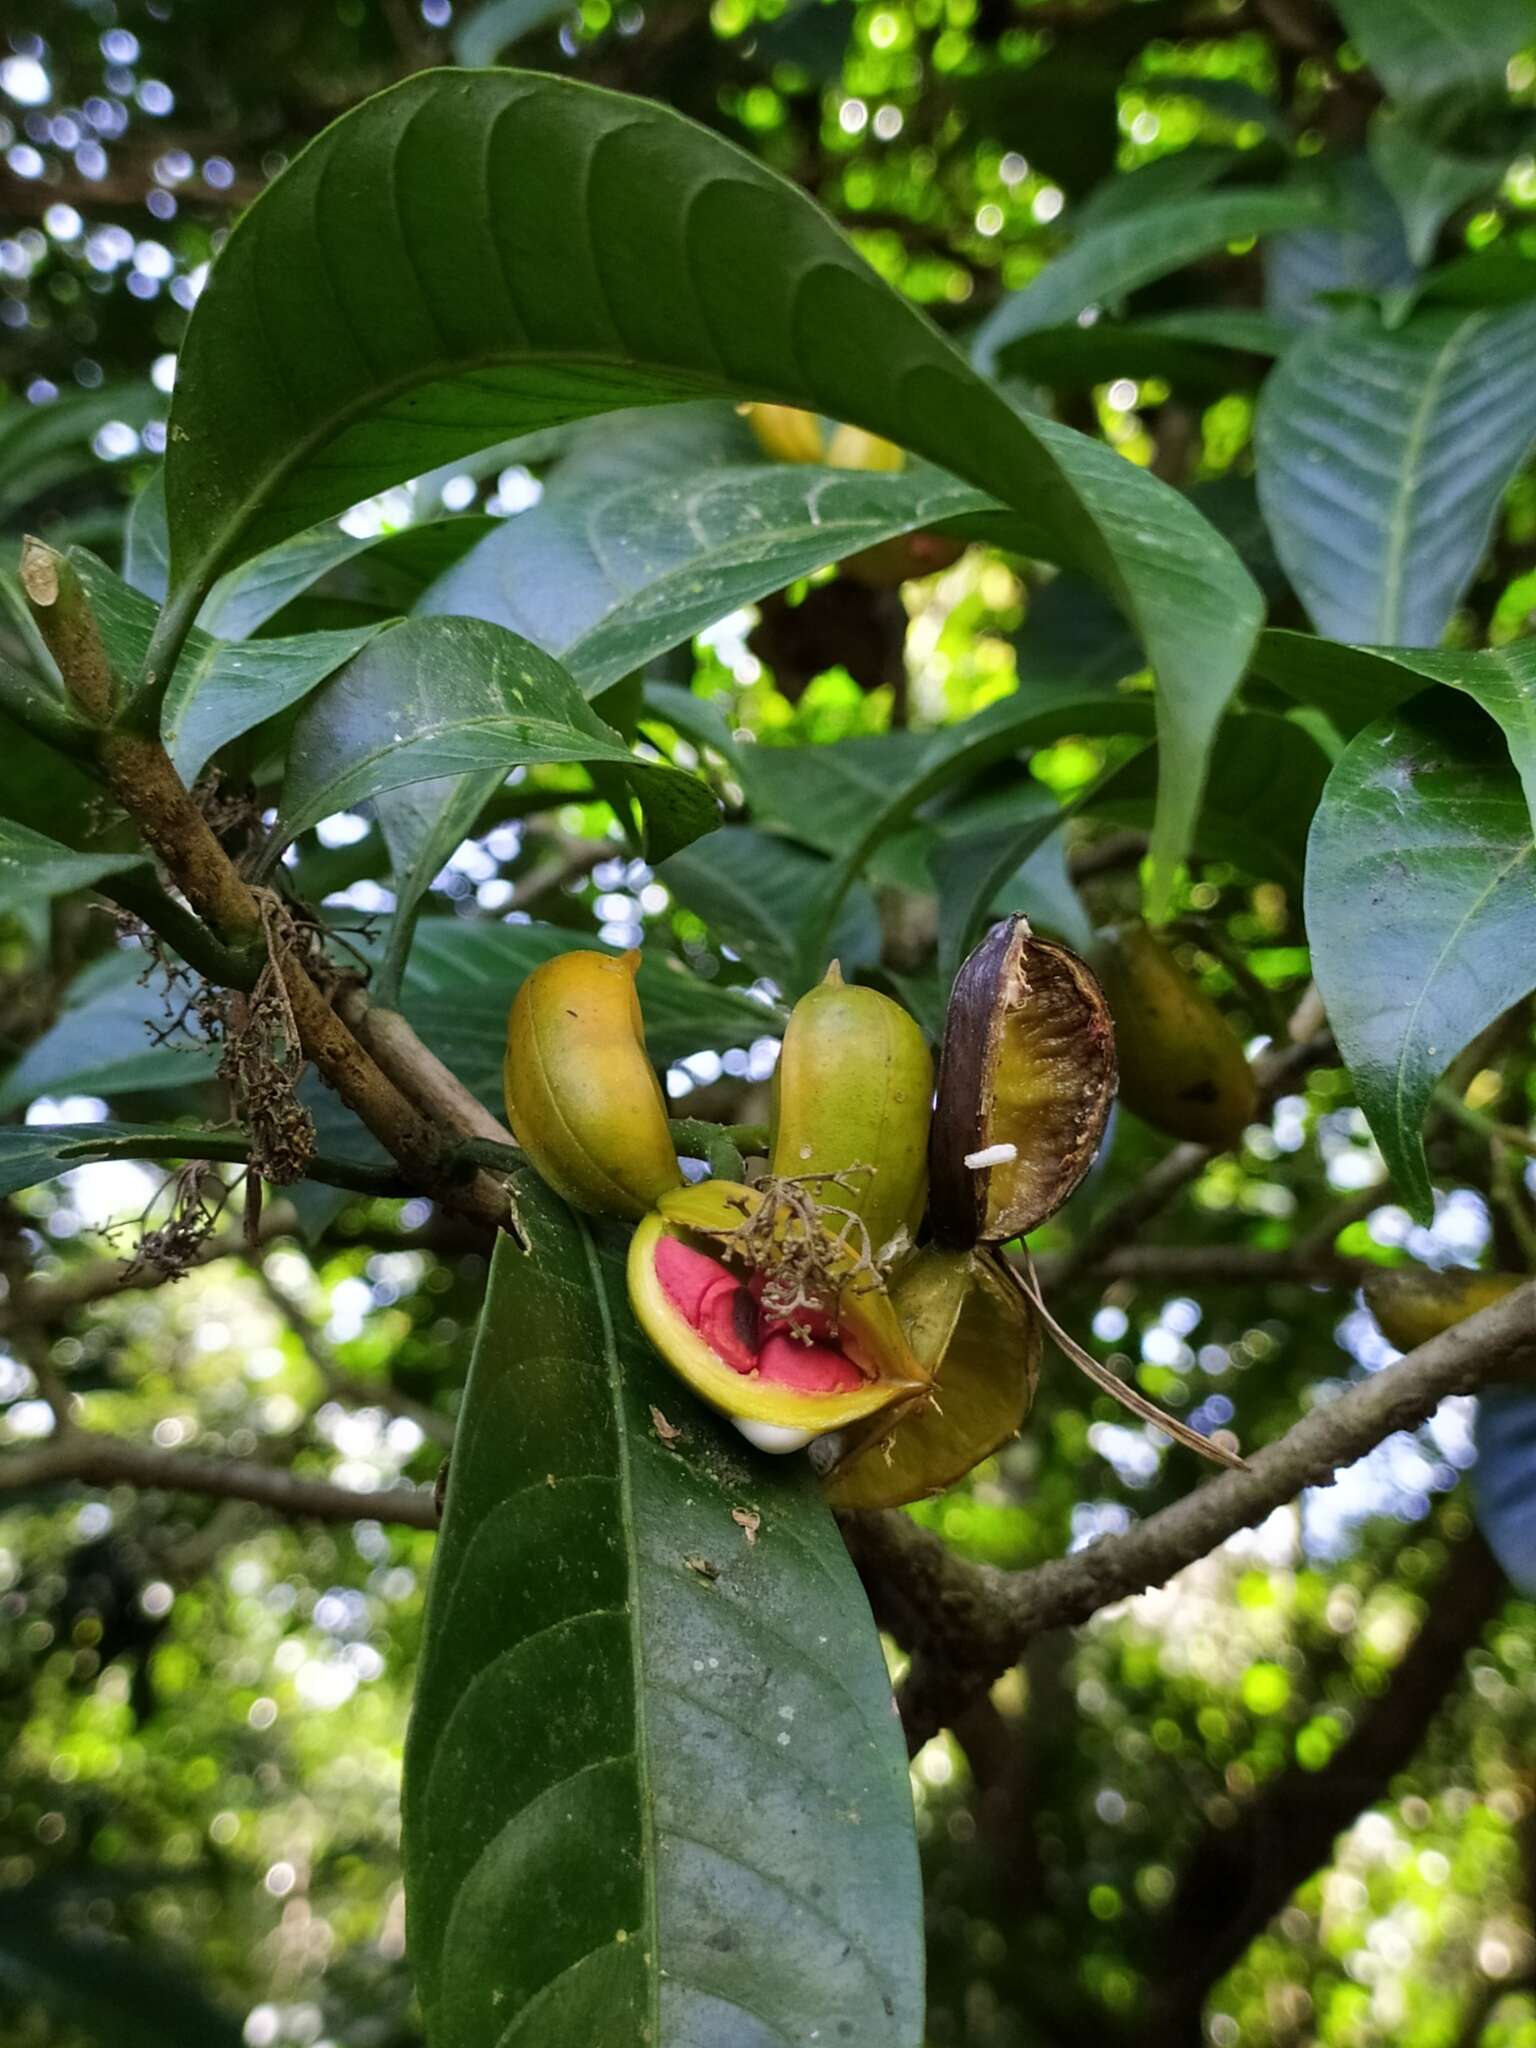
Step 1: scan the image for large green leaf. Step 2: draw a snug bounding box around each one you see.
[1087,712,1331,895]
[1306,695,1536,1219]
[1254,631,1536,826]
[742,685,1154,993]
[277,615,718,861]
[0,953,219,1114]
[658,826,882,988]
[1368,110,1514,267]
[0,1122,205,1200]
[403,1185,923,2046]
[972,185,1334,370]
[1334,0,1535,136]
[0,822,143,914]
[1263,160,1415,329]
[399,920,784,1119]
[1254,301,1536,645]
[66,547,384,781]
[0,385,157,529]
[156,68,1263,907]
[419,407,991,697]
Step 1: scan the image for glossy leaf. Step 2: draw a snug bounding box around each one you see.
[1368,111,1512,266]
[0,384,156,528]
[972,185,1334,370]
[1305,696,1536,1218]
[1254,631,1536,826]
[402,1183,924,2047]
[1263,160,1415,329]
[1087,712,1331,894]
[419,406,990,697]
[0,952,218,1113]
[0,820,143,912]
[657,826,882,987]
[1333,0,1534,135]
[157,68,1263,904]
[1255,300,1536,645]
[0,1122,204,1200]
[277,614,718,861]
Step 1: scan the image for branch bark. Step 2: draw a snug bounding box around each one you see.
[0,1430,438,1528]
[845,1279,1536,1751]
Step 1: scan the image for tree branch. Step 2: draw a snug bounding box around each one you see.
[845,1279,1536,1750]
[0,1430,438,1527]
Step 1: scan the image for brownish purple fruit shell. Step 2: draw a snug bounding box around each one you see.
[929,916,1117,1250]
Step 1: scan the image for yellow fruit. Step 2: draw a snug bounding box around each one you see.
[627,1178,926,1439]
[769,962,933,1258]
[1365,1268,1525,1353]
[929,916,1117,1249]
[504,949,681,1220]
[1096,924,1256,1150]
[823,1247,1040,1509]
[825,422,906,472]
[743,402,827,465]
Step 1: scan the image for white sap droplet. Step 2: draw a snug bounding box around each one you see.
[731,1418,820,1455]
[964,1141,1018,1170]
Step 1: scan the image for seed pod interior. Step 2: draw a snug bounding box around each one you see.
[929,917,1117,1249]
[627,1179,926,1437]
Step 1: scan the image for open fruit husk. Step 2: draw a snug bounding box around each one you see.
[822,1247,1041,1510]
[627,1178,928,1438]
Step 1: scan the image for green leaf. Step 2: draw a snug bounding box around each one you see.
[0,821,143,912]
[1087,712,1331,895]
[0,1880,244,2048]
[1254,301,1536,645]
[1368,110,1512,267]
[420,411,992,698]
[65,547,384,781]
[1305,695,1536,1219]
[403,1184,924,2047]
[1333,0,1535,136]
[277,615,718,861]
[972,186,1335,370]
[930,792,1091,999]
[0,384,157,529]
[767,685,1155,993]
[658,826,882,987]
[996,311,1283,395]
[398,920,784,1120]
[372,771,506,1003]
[452,0,567,64]
[1263,159,1415,329]
[1253,631,1536,830]
[158,68,1263,904]
[0,1122,199,1200]
[0,952,218,1113]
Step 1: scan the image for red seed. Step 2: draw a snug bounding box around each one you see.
[757,1333,863,1394]
[656,1236,758,1374]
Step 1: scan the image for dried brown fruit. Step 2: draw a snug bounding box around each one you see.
[929,916,1117,1249]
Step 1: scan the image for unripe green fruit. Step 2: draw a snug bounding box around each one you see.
[1365,1268,1525,1353]
[770,962,933,1258]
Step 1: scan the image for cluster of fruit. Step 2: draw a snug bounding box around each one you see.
[503,917,1257,1505]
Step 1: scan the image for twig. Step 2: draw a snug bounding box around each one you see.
[844,1278,1536,1750]
[0,1430,438,1528]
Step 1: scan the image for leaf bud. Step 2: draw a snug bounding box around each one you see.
[503,948,681,1220]
[928,916,1116,1250]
